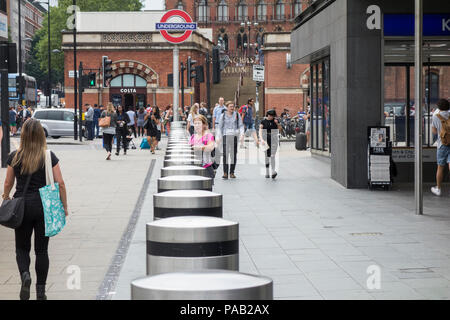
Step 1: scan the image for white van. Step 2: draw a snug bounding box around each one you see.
[32,108,83,138]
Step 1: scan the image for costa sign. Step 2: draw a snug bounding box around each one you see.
[156,9,197,44]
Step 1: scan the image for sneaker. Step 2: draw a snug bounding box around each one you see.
[272,172,278,179]
[124,151,127,155]
[115,152,119,156]
[431,186,441,196]
[265,174,270,178]
[222,173,228,180]
[230,173,236,179]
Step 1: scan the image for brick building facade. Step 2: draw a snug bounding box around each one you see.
[62,12,213,111]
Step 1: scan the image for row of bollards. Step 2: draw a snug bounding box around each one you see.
[131,121,273,300]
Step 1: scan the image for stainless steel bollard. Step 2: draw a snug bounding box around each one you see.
[164,154,198,161]
[157,175,212,193]
[165,150,194,157]
[146,216,238,275]
[131,270,273,300]
[161,165,207,177]
[164,158,202,167]
[153,190,222,219]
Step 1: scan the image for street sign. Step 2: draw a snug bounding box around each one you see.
[68,70,79,78]
[156,9,197,44]
[253,65,264,82]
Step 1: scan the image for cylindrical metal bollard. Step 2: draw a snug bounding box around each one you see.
[164,158,202,167]
[157,175,212,193]
[165,150,194,156]
[146,216,238,275]
[161,165,207,177]
[153,190,222,219]
[166,146,192,151]
[164,154,198,161]
[131,270,273,300]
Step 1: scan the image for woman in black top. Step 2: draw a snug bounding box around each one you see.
[115,105,130,156]
[2,119,68,300]
[144,108,160,154]
[259,109,282,179]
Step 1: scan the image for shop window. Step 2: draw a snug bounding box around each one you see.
[123,74,134,87]
[425,72,439,104]
[310,57,330,152]
[110,76,122,87]
[218,0,228,21]
[136,76,147,87]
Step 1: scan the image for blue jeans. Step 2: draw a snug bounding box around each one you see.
[94,119,100,138]
[437,145,450,166]
[86,121,94,140]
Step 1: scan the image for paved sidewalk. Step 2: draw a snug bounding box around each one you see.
[0,136,156,300]
[113,140,450,300]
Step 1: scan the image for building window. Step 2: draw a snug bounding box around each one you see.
[256,1,267,21]
[197,0,208,22]
[237,0,247,21]
[310,57,331,152]
[275,0,285,20]
[176,1,183,10]
[217,0,228,21]
[237,33,242,49]
[425,72,439,104]
[293,0,302,17]
[110,74,147,88]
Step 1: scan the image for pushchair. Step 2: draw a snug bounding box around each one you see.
[126,136,137,149]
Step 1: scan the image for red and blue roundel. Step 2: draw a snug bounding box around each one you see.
[156,10,197,44]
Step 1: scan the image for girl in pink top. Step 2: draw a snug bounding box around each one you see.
[189,115,216,180]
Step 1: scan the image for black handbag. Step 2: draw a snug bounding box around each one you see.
[0,175,32,229]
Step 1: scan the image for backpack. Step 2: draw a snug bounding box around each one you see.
[437,113,450,146]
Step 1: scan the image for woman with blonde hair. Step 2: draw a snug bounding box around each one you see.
[3,118,68,300]
[189,115,216,181]
[100,102,118,160]
[186,103,200,135]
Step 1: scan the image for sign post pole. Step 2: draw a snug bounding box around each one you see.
[414,0,423,215]
[173,45,179,122]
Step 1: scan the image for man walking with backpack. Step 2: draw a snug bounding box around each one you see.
[217,101,245,179]
[431,99,450,197]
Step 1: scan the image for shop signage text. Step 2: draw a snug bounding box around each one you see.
[120,88,137,93]
[384,14,450,36]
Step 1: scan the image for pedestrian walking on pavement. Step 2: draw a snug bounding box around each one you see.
[431,98,450,196]
[9,107,17,136]
[126,107,137,138]
[115,105,130,156]
[93,104,102,139]
[136,107,146,137]
[2,118,68,300]
[153,106,163,150]
[259,109,282,179]
[186,103,199,135]
[190,115,216,182]
[144,108,159,154]
[240,98,259,148]
[100,103,118,160]
[217,101,245,179]
[85,104,95,140]
[164,106,174,135]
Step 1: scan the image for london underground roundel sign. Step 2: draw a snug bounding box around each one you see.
[156,10,197,44]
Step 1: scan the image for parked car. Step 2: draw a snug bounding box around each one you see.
[32,108,86,139]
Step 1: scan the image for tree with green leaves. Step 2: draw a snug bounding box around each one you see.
[29,0,144,89]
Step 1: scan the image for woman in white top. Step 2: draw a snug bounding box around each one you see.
[186,103,199,135]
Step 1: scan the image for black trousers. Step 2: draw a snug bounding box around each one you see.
[15,196,49,285]
[103,133,114,153]
[116,127,128,152]
[223,135,237,174]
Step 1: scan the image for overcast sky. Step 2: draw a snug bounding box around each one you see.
[143,0,165,10]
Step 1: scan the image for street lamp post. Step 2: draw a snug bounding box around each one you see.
[34,0,51,107]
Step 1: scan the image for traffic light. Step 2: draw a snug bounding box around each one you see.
[88,72,96,87]
[15,76,25,97]
[195,66,204,83]
[102,56,112,87]
[80,75,90,92]
[212,47,220,84]
[187,56,197,87]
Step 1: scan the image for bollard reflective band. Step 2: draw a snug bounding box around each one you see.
[147,240,238,257]
[157,187,213,193]
[153,207,222,219]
